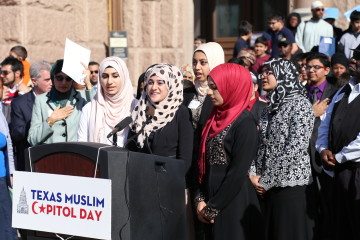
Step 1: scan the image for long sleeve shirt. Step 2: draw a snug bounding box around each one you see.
[316,78,360,163]
[295,19,333,53]
[250,96,314,190]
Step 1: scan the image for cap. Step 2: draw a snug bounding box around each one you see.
[278,37,291,47]
[311,1,324,10]
[324,7,339,20]
[331,53,348,68]
[351,43,360,60]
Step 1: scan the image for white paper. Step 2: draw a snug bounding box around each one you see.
[188,100,201,109]
[62,38,91,85]
[323,37,333,44]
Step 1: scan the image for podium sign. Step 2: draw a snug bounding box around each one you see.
[12,171,112,240]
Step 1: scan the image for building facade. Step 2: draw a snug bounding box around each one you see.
[0,0,359,85]
[0,0,193,86]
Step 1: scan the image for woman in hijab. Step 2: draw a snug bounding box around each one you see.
[128,63,193,168]
[77,56,136,146]
[195,63,264,240]
[28,59,88,145]
[249,58,315,240]
[184,42,225,186]
[187,42,225,127]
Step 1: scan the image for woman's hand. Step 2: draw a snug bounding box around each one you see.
[249,175,266,196]
[196,201,213,224]
[47,106,74,126]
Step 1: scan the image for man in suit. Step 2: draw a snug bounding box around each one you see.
[316,44,360,240]
[10,61,52,171]
[305,52,338,240]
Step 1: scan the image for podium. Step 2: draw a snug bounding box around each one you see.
[23,142,186,240]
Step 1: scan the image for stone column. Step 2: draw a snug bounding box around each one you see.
[122,0,194,86]
[0,0,108,64]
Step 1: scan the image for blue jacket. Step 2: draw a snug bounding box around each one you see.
[0,111,14,177]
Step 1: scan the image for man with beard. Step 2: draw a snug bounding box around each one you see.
[316,44,360,240]
[295,1,333,52]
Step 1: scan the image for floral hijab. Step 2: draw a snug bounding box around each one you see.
[261,58,306,113]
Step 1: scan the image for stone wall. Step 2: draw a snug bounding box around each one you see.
[0,0,108,68]
[0,0,194,87]
[122,0,194,85]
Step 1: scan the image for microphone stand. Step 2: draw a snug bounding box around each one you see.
[112,133,118,146]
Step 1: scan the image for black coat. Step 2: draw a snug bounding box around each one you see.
[309,81,339,174]
[183,88,213,189]
[198,110,264,240]
[10,91,35,171]
[127,105,194,174]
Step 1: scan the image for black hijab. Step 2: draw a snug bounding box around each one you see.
[262,58,306,113]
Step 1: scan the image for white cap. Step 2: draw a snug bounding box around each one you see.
[311,1,324,9]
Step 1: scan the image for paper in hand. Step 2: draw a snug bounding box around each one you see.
[62,38,91,85]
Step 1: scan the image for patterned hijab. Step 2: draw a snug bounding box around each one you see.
[131,63,183,147]
[193,42,225,96]
[198,63,253,183]
[261,58,306,113]
[88,56,134,142]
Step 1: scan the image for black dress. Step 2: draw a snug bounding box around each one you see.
[183,88,213,189]
[197,110,264,240]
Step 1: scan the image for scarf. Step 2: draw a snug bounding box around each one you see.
[131,64,183,148]
[194,42,225,96]
[88,57,134,143]
[198,63,253,183]
[262,58,306,113]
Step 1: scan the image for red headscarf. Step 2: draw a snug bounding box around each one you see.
[198,63,253,183]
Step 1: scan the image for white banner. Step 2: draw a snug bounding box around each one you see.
[12,171,111,240]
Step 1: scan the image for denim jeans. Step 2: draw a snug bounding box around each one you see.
[0,177,17,240]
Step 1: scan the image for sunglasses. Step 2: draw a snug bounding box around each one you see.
[0,70,12,76]
[314,8,324,12]
[55,75,72,82]
[90,70,99,74]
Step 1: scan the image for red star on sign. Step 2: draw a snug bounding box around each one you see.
[39,204,46,213]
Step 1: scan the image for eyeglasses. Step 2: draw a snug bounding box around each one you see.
[314,8,324,12]
[55,75,72,82]
[90,70,99,74]
[0,70,12,76]
[259,70,274,78]
[305,65,325,71]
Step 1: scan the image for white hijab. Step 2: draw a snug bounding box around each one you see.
[88,57,135,142]
[193,42,225,96]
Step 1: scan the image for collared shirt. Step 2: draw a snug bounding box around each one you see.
[307,80,327,101]
[316,77,360,164]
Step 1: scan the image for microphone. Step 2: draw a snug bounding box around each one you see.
[124,107,155,148]
[107,116,133,138]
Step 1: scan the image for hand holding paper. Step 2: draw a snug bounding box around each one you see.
[62,38,91,85]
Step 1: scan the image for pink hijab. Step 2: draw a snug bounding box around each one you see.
[88,57,135,142]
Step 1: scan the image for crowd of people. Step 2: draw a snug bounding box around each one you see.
[1,0,360,239]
